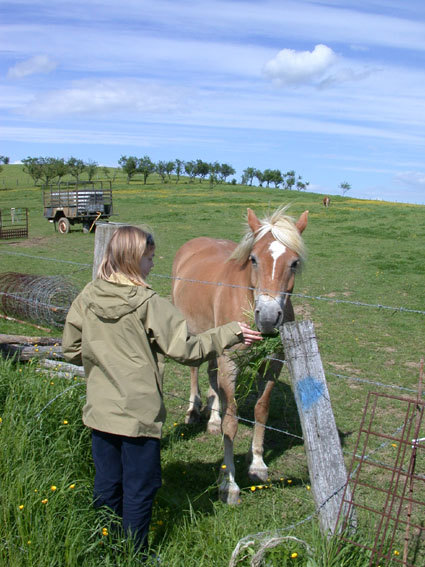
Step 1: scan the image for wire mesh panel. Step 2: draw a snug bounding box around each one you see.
[0,208,28,239]
[0,272,79,328]
[337,391,425,566]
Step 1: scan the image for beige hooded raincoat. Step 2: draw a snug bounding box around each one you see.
[62,278,242,439]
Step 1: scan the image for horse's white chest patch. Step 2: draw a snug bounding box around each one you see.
[269,241,286,280]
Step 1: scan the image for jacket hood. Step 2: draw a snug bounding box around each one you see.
[82,279,155,320]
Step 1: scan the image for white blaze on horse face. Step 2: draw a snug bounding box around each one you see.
[269,241,286,280]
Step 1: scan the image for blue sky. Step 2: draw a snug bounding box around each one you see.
[1,0,425,204]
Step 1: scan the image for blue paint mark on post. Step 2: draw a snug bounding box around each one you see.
[296,376,325,411]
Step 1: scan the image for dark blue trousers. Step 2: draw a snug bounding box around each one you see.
[91,429,162,552]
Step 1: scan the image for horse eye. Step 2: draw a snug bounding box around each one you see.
[291,260,300,273]
[249,255,257,266]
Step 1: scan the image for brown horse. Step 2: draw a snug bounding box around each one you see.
[172,206,308,503]
[323,196,330,207]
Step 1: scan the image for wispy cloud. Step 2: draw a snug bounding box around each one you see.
[20,79,190,117]
[7,55,57,79]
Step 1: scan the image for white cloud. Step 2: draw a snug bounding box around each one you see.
[21,79,190,117]
[7,55,57,79]
[395,170,425,187]
[263,44,338,86]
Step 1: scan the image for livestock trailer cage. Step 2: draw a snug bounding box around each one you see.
[0,208,29,239]
[43,181,114,234]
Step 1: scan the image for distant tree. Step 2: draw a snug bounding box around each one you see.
[0,156,10,164]
[296,175,309,191]
[262,169,274,188]
[102,166,111,179]
[174,159,184,183]
[184,160,197,182]
[118,155,138,184]
[55,158,69,184]
[208,161,221,188]
[219,163,235,183]
[254,169,264,187]
[194,159,209,183]
[22,157,44,185]
[242,167,255,186]
[67,157,86,184]
[138,155,155,185]
[340,181,351,195]
[165,160,175,181]
[283,170,296,190]
[156,160,168,183]
[86,160,98,182]
[271,169,283,188]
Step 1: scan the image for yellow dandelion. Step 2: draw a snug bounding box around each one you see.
[69,483,76,489]
[0,417,2,424]
[102,528,108,536]
[393,550,400,556]
[221,464,227,469]
[306,485,311,491]
[287,479,292,484]
[173,422,178,426]
[157,520,164,526]
[258,485,264,489]
[291,552,298,559]
[19,504,24,510]
[50,485,57,492]
[41,499,48,504]
[27,541,31,545]
[63,420,69,425]
[391,443,397,448]
[250,486,256,492]
[34,489,38,493]
[35,348,39,352]
[50,381,54,385]
[280,477,284,482]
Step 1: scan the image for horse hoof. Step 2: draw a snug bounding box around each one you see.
[185,411,201,424]
[207,422,222,435]
[219,485,241,505]
[248,467,269,483]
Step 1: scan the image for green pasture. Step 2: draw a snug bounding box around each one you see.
[0,165,424,566]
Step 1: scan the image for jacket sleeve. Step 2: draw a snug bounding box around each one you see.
[62,296,84,366]
[143,294,243,365]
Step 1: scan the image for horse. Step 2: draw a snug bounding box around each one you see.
[323,196,330,208]
[171,206,308,504]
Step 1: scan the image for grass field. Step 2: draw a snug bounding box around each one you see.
[0,165,424,566]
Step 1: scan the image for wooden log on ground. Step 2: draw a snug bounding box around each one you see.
[0,333,61,345]
[0,343,63,361]
[280,319,356,535]
[38,358,85,377]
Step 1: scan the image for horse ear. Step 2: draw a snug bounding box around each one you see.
[247,208,261,233]
[296,210,309,233]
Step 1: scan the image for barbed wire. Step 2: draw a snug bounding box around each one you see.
[1,249,424,315]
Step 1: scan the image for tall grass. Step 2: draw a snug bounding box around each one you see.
[1,167,424,565]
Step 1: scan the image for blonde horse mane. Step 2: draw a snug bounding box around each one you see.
[228,205,307,265]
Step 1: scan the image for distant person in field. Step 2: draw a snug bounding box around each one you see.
[62,225,262,560]
[323,196,330,207]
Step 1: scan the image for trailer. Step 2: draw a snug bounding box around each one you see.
[43,181,113,234]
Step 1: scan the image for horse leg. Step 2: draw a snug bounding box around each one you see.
[217,355,240,505]
[248,358,283,483]
[185,367,202,424]
[205,358,221,434]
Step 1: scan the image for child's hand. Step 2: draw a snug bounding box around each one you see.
[238,322,263,345]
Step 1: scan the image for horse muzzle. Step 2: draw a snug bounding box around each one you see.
[254,294,284,335]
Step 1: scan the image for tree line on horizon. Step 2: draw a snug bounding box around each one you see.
[1,154,310,192]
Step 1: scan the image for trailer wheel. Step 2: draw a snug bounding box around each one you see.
[57,217,70,234]
[82,222,91,234]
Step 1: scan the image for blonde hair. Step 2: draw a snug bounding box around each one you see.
[229,206,306,266]
[97,225,155,286]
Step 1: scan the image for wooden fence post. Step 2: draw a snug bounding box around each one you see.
[92,222,129,280]
[280,319,355,535]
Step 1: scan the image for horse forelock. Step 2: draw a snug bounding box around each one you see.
[228,207,306,265]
